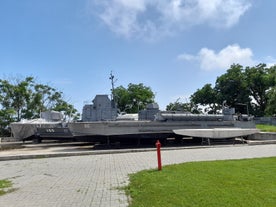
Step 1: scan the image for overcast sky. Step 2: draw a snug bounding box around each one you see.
[1,0,275,112]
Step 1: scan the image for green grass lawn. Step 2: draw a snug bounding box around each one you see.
[0,179,12,196]
[256,124,276,132]
[125,157,276,207]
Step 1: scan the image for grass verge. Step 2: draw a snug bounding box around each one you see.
[125,157,276,207]
[256,124,276,132]
[0,179,12,196]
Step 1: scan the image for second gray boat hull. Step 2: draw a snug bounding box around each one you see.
[68,120,256,138]
[173,128,260,139]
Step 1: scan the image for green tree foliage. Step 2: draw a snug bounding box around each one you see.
[0,76,79,135]
[0,77,33,121]
[245,64,275,116]
[0,108,15,136]
[52,100,78,121]
[190,84,219,114]
[113,83,155,113]
[265,65,276,115]
[112,86,129,112]
[189,63,276,116]
[215,64,251,108]
[265,87,276,115]
[166,101,201,114]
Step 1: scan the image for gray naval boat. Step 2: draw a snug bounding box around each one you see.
[10,111,72,141]
[9,71,259,143]
[10,94,259,143]
[66,94,259,143]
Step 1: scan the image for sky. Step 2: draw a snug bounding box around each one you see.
[1,0,276,113]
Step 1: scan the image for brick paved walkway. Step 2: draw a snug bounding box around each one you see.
[0,144,275,207]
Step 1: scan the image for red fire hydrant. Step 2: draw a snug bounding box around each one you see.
[155,140,162,171]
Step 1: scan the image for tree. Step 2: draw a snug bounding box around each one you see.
[112,86,129,112]
[215,64,251,110]
[0,77,34,121]
[0,76,79,135]
[52,100,79,121]
[0,108,15,136]
[189,63,276,116]
[25,83,65,119]
[190,84,219,114]
[245,64,275,116]
[265,87,276,116]
[265,65,276,115]
[113,83,155,113]
[166,101,201,114]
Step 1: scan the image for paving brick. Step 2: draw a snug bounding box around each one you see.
[0,144,275,207]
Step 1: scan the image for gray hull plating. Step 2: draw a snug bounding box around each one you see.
[68,120,256,138]
[173,128,260,139]
[70,94,256,138]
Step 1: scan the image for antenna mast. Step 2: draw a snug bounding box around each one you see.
[109,71,117,106]
[169,97,181,111]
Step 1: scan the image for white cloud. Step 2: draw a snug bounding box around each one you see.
[177,53,197,61]
[114,0,146,11]
[89,0,251,40]
[196,0,251,28]
[264,56,276,67]
[178,44,255,71]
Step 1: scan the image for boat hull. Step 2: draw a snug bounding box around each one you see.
[173,128,260,139]
[10,122,62,140]
[68,120,256,138]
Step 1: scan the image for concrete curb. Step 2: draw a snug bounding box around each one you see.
[0,144,234,161]
[0,148,153,161]
[247,140,276,145]
[0,140,274,161]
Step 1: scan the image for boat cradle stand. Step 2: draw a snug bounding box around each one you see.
[201,137,246,146]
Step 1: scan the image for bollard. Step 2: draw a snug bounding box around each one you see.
[155,140,162,171]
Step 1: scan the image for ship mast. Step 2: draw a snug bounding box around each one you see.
[109,71,117,108]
